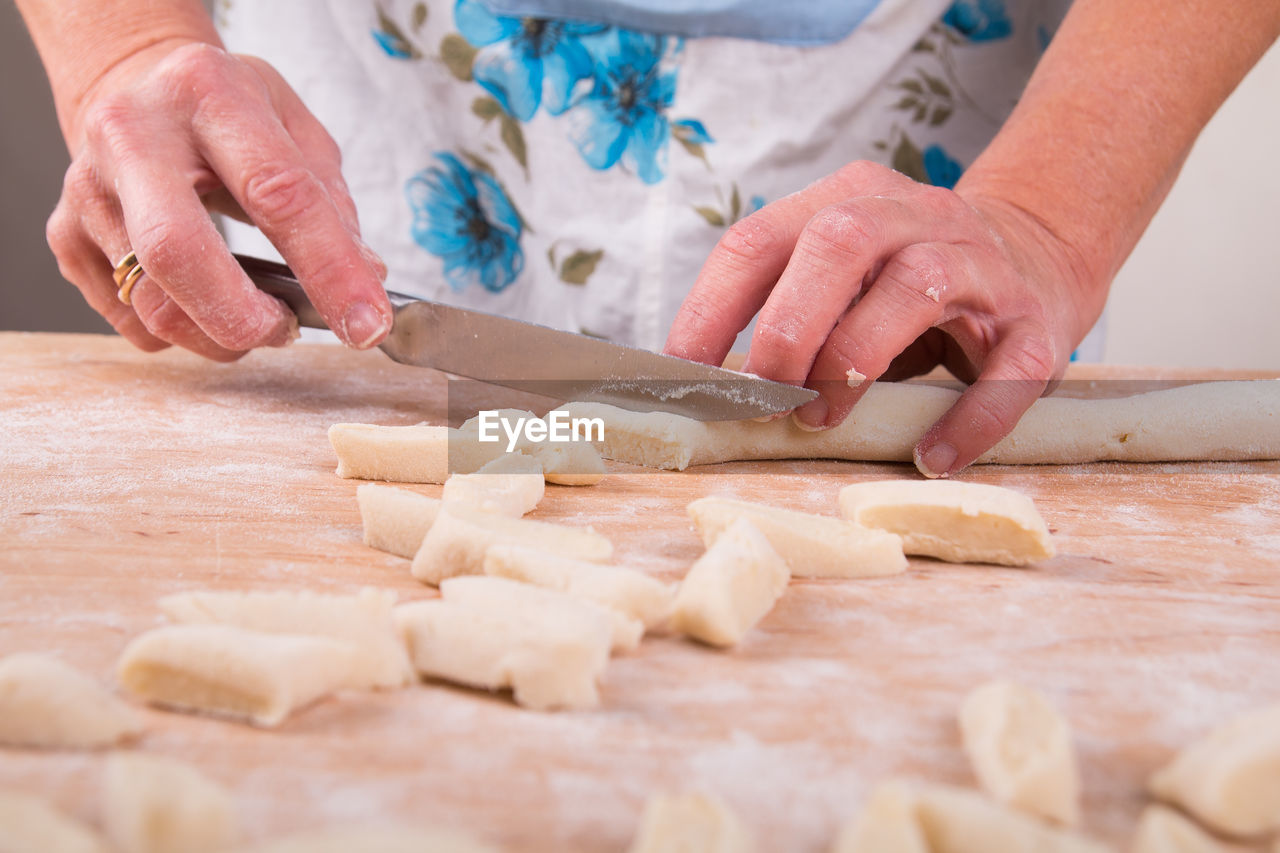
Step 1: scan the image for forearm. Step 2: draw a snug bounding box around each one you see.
[14,0,220,147]
[958,0,1280,330]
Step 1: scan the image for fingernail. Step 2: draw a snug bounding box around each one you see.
[341,302,389,349]
[915,442,957,479]
[792,398,829,431]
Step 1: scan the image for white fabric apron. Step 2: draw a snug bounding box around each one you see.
[218,0,1102,359]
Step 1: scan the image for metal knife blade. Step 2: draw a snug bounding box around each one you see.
[238,254,817,420]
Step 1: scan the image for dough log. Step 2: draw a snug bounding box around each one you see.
[563,380,1280,470]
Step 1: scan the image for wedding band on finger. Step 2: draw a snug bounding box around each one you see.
[112,250,145,305]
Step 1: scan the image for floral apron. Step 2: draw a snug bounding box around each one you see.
[218,0,1102,359]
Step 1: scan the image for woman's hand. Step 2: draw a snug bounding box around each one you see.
[664,160,1099,477]
[45,39,391,361]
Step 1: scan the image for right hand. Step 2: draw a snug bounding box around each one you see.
[47,40,391,361]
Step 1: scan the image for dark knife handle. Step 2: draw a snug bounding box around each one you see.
[234,253,418,331]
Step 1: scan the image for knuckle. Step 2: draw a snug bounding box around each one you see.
[833,159,889,188]
[241,164,324,224]
[963,393,1022,440]
[803,204,878,257]
[130,217,204,279]
[717,217,784,268]
[155,43,231,97]
[879,245,952,312]
[1003,337,1058,384]
[81,95,138,154]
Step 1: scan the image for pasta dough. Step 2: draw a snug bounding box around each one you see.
[687,496,906,578]
[441,452,545,517]
[103,752,237,853]
[671,519,790,648]
[357,484,442,558]
[0,653,141,749]
[838,480,1054,566]
[958,680,1080,825]
[411,504,613,586]
[910,783,1107,853]
[562,380,1280,470]
[442,574,640,653]
[395,580,612,710]
[1148,702,1280,836]
[116,625,355,727]
[231,825,498,853]
[829,782,928,853]
[627,792,753,853]
[0,790,109,853]
[483,544,676,630]
[1130,805,1223,853]
[157,588,412,689]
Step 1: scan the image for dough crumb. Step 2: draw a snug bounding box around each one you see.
[845,367,868,389]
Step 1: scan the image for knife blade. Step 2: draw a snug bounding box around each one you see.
[237,254,817,421]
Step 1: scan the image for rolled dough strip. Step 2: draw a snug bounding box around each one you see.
[0,653,142,749]
[0,790,109,853]
[116,624,355,727]
[331,412,606,486]
[232,825,498,853]
[687,496,906,579]
[157,587,412,689]
[1148,702,1280,837]
[958,680,1080,825]
[626,791,752,853]
[357,484,442,558]
[839,481,1054,566]
[104,752,237,853]
[563,380,1280,469]
[411,504,613,586]
[441,452,545,517]
[910,783,1108,853]
[671,519,790,648]
[395,590,612,711]
[1131,805,1223,853]
[483,544,676,630]
[830,782,929,853]
[442,574,640,653]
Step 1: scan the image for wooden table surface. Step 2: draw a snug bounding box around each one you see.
[2,332,1277,851]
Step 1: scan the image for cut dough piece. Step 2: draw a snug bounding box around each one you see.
[830,781,929,853]
[441,452,545,517]
[0,790,109,853]
[687,496,906,579]
[442,574,640,653]
[839,480,1054,566]
[104,752,236,853]
[157,587,412,689]
[460,410,607,486]
[627,791,752,853]
[357,484,442,558]
[911,783,1108,853]
[671,519,790,648]
[1130,805,1223,853]
[0,653,142,749]
[232,825,498,853]
[483,544,675,629]
[411,504,613,586]
[1148,703,1280,837]
[116,625,355,727]
[329,423,488,483]
[395,591,612,711]
[958,680,1080,825]
[562,380,1280,470]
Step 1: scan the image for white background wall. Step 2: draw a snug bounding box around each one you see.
[1104,39,1280,369]
[2,6,1276,368]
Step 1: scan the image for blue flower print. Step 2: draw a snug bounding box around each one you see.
[922,145,963,189]
[567,30,679,185]
[455,0,603,120]
[373,29,414,58]
[942,0,1012,42]
[405,153,525,294]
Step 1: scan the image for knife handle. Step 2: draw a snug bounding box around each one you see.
[234,253,415,331]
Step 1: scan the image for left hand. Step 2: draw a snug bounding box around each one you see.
[663,159,1099,477]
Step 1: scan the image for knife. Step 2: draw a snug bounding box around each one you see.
[236,254,817,421]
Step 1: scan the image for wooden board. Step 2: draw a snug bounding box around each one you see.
[1,332,1277,851]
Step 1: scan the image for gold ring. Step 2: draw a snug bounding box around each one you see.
[112,250,144,304]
